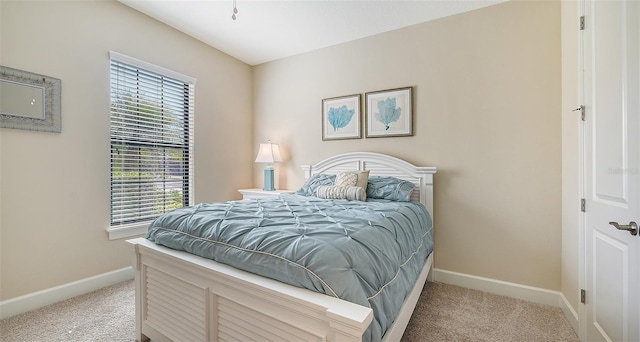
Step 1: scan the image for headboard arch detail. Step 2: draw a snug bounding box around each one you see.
[300,152,436,217]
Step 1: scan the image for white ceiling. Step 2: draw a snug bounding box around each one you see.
[117,0,508,66]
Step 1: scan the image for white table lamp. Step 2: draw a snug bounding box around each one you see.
[255,141,282,191]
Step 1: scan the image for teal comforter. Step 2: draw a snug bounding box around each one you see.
[147,194,433,342]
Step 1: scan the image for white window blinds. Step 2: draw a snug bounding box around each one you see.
[110,53,195,226]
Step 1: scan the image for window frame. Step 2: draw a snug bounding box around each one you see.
[107,51,196,240]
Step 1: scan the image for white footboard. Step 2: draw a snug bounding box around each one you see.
[129,238,373,342]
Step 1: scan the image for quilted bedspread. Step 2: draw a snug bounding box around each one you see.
[146,194,433,342]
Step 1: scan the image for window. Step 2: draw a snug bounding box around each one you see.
[109,52,195,232]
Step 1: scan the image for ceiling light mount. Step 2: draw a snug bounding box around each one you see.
[232,0,238,20]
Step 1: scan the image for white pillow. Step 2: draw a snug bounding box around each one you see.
[335,172,358,187]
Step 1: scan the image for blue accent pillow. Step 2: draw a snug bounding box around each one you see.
[366,176,415,202]
[296,173,336,196]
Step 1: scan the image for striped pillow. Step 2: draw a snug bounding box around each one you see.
[315,185,366,201]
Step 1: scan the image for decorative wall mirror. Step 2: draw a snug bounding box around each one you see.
[1,66,61,133]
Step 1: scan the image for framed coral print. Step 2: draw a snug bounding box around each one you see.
[365,87,413,138]
[322,94,361,141]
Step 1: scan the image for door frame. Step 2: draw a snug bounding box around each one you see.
[578,1,586,341]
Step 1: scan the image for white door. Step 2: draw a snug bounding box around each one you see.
[583,1,639,341]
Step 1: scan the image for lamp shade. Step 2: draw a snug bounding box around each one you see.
[255,142,282,164]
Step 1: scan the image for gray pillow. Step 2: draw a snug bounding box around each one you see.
[296,173,336,196]
[366,176,415,202]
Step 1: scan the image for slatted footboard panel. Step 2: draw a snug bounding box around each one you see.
[217,297,325,342]
[142,266,326,342]
[144,267,209,341]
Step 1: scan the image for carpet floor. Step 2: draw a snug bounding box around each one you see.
[0,280,578,341]
[402,282,578,342]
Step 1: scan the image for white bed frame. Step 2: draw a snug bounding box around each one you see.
[128,152,436,342]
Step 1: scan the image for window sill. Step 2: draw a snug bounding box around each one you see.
[108,222,150,240]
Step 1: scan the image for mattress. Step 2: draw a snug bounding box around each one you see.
[146,194,433,341]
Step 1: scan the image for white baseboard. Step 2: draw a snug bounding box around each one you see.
[0,267,134,320]
[433,268,579,336]
[433,268,560,306]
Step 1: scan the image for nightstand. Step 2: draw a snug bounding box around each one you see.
[238,188,295,199]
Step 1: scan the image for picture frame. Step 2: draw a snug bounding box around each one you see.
[322,94,361,141]
[365,87,412,138]
[0,66,62,133]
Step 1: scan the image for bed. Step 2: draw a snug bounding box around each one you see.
[127,152,436,342]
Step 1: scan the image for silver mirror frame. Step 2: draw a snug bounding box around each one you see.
[1,66,61,133]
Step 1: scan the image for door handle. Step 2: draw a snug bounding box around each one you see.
[608,221,638,236]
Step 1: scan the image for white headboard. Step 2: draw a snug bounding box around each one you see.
[300,152,436,217]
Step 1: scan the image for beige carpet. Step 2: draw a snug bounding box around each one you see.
[0,280,578,341]
[402,282,578,342]
[0,280,135,342]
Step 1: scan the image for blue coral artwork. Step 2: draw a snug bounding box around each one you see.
[328,105,355,131]
[366,87,413,138]
[374,98,401,130]
[322,94,361,140]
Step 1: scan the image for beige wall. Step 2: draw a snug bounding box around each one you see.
[254,1,562,290]
[0,0,253,300]
[560,0,580,314]
[0,0,570,304]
